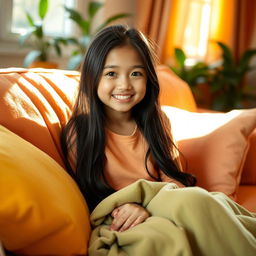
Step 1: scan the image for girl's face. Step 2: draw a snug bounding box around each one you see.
[97,44,147,119]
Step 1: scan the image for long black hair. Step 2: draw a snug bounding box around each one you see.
[61,25,196,211]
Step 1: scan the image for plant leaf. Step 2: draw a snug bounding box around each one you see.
[54,37,68,45]
[67,54,84,70]
[216,41,234,69]
[80,20,90,35]
[169,66,181,77]
[88,1,103,19]
[174,48,186,68]
[66,37,79,45]
[19,28,36,45]
[34,24,43,38]
[25,12,35,26]
[79,35,91,49]
[64,6,85,28]
[53,43,62,56]
[95,13,131,33]
[39,0,48,20]
[239,49,256,73]
[212,94,227,111]
[23,50,42,67]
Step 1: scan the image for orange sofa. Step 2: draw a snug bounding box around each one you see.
[0,66,255,255]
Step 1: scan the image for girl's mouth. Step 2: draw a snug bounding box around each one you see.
[112,94,133,101]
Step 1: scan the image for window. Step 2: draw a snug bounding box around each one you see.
[181,0,213,65]
[163,0,224,66]
[11,0,75,37]
[0,0,76,55]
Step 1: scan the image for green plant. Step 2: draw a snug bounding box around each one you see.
[170,43,256,111]
[208,42,256,111]
[19,0,67,67]
[64,1,131,70]
[170,48,209,91]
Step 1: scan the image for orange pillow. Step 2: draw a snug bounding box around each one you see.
[0,125,90,254]
[156,65,197,112]
[241,129,256,185]
[162,106,256,200]
[0,68,79,167]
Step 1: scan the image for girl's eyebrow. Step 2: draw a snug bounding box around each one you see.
[103,65,145,69]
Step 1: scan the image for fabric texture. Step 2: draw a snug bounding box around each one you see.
[157,65,197,111]
[89,179,256,256]
[105,127,184,190]
[162,106,256,200]
[242,129,256,185]
[136,0,173,61]
[237,186,256,212]
[0,68,79,168]
[0,125,90,255]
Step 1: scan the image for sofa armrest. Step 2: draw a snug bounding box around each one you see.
[241,129,256,185]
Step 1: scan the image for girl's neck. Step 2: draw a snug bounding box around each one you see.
[105,113,136,136]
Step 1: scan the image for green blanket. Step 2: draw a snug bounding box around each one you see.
[89,179,256,256]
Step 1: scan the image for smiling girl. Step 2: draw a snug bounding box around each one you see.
[61,24,195,227]
[61,25,256,255]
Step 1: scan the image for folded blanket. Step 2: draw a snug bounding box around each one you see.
[89,179,256,256]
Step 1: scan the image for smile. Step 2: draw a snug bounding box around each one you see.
[112,94,133,100]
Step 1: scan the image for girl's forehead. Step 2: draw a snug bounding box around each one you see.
[104,45,144,65]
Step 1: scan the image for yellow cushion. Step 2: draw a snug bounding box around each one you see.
[162,106,256,200]
[0,125,90,254]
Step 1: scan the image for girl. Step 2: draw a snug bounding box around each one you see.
[61,24,196,229]
[61,26,256,255]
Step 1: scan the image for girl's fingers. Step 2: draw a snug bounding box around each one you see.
[110,211,129,231]
[110,203,150,231]
[111,208,119,218]
[119,215,139,232]
[129,215,145,228]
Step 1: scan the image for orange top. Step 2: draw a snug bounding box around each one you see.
[104,127,184,190]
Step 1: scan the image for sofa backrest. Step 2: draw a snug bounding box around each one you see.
[157,65,197,112]
[0,68,80,167]
[0,66,196,166]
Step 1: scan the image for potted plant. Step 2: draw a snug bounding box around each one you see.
[170,48,211,107]
[64,1,131,70]
[19,0,67,68]
[208,42,256,111]
[170,43,256,111]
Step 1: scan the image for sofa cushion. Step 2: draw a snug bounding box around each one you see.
[0,125,90,254]
[241,129,256,185]
[156,65,197,112]
[0,66,196,171]
[0,68,79,168]
[236,186,256,213]
[162,106,256,200]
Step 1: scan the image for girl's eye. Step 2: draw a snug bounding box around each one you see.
[106,71,116,77]
[131,71,143,77]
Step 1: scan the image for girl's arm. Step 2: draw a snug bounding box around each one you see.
[110,203,150,232]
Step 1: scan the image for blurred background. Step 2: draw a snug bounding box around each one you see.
[0,0,255,111]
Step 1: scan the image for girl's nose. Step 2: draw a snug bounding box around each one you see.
[117,76,132,90]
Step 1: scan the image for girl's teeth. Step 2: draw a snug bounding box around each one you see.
[113,95,132,100]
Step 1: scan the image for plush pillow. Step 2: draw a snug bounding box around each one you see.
[0,68,79,168]
[162,106,256,200]
[0,125,90,255]
[156,65,197,112]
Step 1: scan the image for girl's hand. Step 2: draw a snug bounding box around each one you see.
[110,203,150,232]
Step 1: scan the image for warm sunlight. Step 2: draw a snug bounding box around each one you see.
[182,0,213,65]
